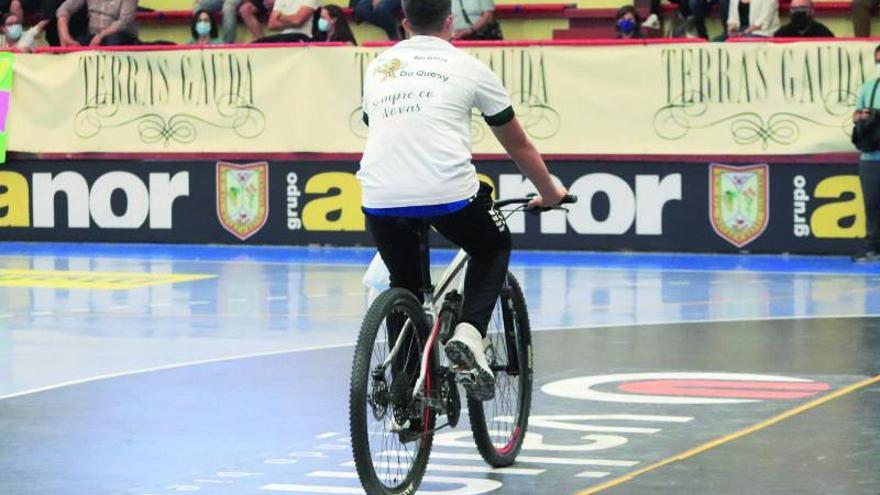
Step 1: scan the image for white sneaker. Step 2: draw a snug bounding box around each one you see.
[643,13,660,30]
[444,323,495,401]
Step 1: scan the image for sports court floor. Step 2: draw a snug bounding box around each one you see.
[1,242,879,495]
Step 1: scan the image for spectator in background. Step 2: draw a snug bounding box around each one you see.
[190,8,221,44]
[0,0,35,21]
[851,45,880,261]
[615,5,643,38]
[451,0,499,40]
[193,0,240,43]
[0,12,47,51]
[253,0,317,42]
[725,0,779,38]
[774,0,832,37]
[57,0,139,46]
[313,4,357,43]
[853,0,879,36]
[689,0,727,39]
[239,0,272,40]
[40,0,88,45]
[644,0,690,31]
[353,0,401,40]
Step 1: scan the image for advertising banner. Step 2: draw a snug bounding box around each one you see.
[0,159,864,254]
[6,41,877,155]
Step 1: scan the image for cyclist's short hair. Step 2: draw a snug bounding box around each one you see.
[402,0,451,34]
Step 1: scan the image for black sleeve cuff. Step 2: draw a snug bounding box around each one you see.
[483,106,515,127]
[362,113,369,126]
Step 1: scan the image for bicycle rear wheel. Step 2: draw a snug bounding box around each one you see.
[349,288,435,495]
[467,272,532,467]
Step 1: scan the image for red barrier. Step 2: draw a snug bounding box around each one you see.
[32,41,349,53]
[24,37,880,53]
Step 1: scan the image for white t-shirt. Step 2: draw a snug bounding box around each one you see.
[358,35,513,209]
[727,0,780,37]
[273,0,318,36]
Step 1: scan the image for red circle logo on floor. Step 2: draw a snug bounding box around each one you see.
[542,372,831,405]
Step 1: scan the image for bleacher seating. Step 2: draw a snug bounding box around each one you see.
[20,0,880,46]
[133,2,575,44]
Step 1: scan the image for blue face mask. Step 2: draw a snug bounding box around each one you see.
[617,18,636,35]
[317,18,330,33]
[6,24,22,41]
[195,20,212,37]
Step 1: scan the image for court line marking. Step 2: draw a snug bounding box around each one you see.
[1,314,877,401]
[5,252,880,277]
[0,342,355,401]
[573,374,880,495]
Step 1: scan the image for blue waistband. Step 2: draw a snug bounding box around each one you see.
[363,198,471,217]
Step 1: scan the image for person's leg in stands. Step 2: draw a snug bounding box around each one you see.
[354,0,401,40]
[100,31,139,45]
[689,0,710,38]
[718,0,729,32]
[39,0,60,45]
[220,0,243,42]
[239,0,266,39]
[853,0,879,37]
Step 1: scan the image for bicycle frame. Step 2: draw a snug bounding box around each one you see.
[379,245,471,401]
[375,195,575,403]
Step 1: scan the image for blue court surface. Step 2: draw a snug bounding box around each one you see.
[1,243,879,495]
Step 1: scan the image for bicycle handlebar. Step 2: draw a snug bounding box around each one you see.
[493,194,578,209]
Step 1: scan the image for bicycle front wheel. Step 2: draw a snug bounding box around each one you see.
[467,272,533,467]
[349,287,435,495]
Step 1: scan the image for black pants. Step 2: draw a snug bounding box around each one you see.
[859,160,880,250]
[253,33,311,43]
[365,185,511,337]
[76,31,140,46]
[40,0,88,46]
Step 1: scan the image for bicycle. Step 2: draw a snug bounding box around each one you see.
[348,194,577,495]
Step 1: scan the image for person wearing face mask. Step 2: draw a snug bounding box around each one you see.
[189,9,221,44]
[312,4,357,43]
[192,0,241,44]
[851,45,880,261]
[0,13,47,51]
[614,5,642,39]
[774,0,833,37]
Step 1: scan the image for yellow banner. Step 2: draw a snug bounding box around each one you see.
[8,42,875,155]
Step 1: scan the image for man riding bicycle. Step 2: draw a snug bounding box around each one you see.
[357,0,567,402]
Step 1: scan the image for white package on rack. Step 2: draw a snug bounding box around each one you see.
[362,251,390,304]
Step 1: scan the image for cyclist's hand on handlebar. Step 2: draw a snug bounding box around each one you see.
[528,184,568,209]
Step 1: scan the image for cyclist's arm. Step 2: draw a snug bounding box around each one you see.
[491,117,567,207]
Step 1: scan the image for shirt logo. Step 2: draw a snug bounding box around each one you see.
[375,58,405,81]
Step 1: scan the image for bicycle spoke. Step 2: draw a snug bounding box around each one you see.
[483,299,520,450]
